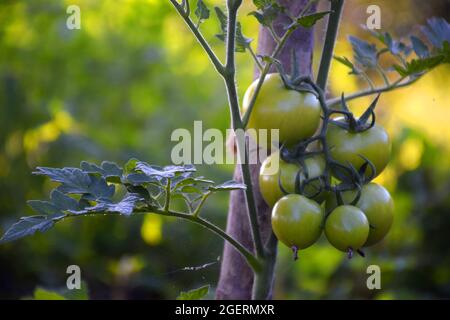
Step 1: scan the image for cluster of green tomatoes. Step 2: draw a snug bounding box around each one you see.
[243,73,394,259]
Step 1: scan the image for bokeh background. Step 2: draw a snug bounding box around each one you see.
[0,0,449,299]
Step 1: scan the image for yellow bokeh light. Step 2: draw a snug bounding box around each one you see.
[141,214,163,246]
[398,138,424,171]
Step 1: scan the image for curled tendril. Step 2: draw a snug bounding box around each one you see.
[357,154,377,181]
[294,169,303,195]
[300,176,323,199]
[349,184,362,206]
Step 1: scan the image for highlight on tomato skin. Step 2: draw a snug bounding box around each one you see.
[326,119,391,179]
[259,151,326,207]
[271,194,324,256]
[324,205,370,253]
[242,73,322,150]
[324,183,394,247]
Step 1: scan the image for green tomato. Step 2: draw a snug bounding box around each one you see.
[326,119,391,178]
[243,73,321,150]
[259,151,326,207]
[325,205,369,252]
[325,183,394,247]
[272,194,324,250]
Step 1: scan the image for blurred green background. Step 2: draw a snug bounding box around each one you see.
[0,0,449,299]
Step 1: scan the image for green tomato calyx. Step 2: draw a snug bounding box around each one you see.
[330,93,380,133]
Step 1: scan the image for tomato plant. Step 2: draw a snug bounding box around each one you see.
[1,0,448,301]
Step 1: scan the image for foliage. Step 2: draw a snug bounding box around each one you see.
[0,0,449,300]
[1,160,245,244]
[177,285,210,300]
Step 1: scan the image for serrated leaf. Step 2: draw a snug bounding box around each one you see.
[34,287,66,300]
[50,190,79,211]
[215,7,252,52]
[80,161,123,183]
[124,158,139,174]
[60,281,89,300]
[177,285,209,300]
[296,11,331,28]
[125,173,156,185]
[348,36,378,68]
[180,185,202,194]
[421,17,450,49]
[34,167,115,201]
[195,0,210,22]
[0,214,65,244]
[393,55,445,77]
[34,167,91,194]
[410,36,429,58]
[248,2,282,27]
[333,55,360,74]
[209,180,246,191]
[73,193,144,216]
[136,162,196,180]
[253,0,274,9]
[28,200,62,215]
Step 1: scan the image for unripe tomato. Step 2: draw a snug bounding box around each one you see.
[259,151,325,207]
[325,205,369,252]
[243,73,321,150]
[271,194,324,250]
[325,183,394,246]
[326,119,391,178]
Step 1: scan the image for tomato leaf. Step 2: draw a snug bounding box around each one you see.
[80,161,123,183]
[177,285,209,300]
[215,7,252,52]
[71,193,145,216]
[410,36,430,59]
[333,55,360,75]
[249,1,283,27]
[136,162,196,180]
[295,11,331,28]
[209,180,246,191]
[393,55,446,77]
[195,0,210,24]
[348,36,378,68]
[0,214,65,244]
[421,17,450,50]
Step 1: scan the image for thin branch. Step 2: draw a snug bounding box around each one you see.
[247,45,264,72]
[326,76,419,107]
[65,207,261,272]
[169,0,225,75]
[192,191,212,217]
[164,178,171,212]
[376,64,390,86]
[268,25,281,44]
[360,71,375,89]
